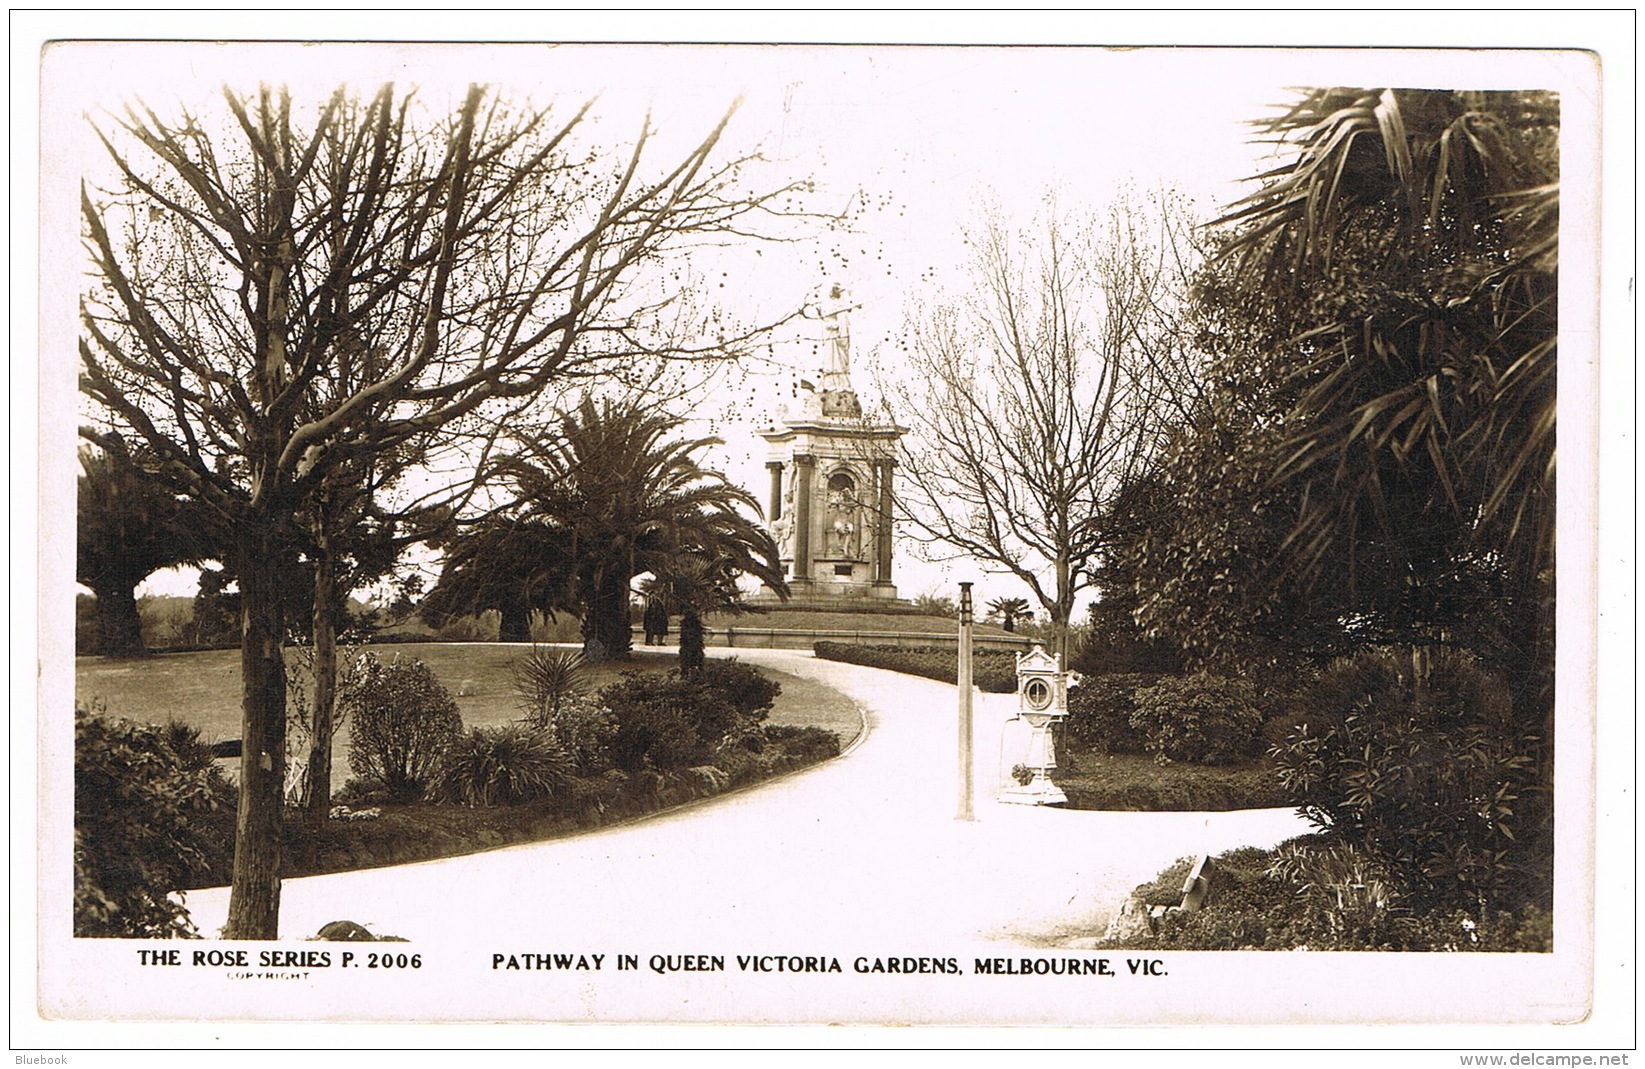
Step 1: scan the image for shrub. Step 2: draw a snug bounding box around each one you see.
[1270,647,1545,914]
[912,591,957,618]
[550,693,618,774]
[158,717,220,772]
[433,725,574,807]
[692,659,781,723]
[1128,674,1264,765]
[74,703,235,937]
[599,663,790,773]
[812,642,1018,693]
[762,724,842,762]
[1133,857,1196,907]
[345,654,463,802]
[600,672,731,773]
[512,646,588,728]
[1102,840,1554,952]
[1063,673,1157,756]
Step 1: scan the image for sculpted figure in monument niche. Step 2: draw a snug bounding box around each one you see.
[826,472,862,559]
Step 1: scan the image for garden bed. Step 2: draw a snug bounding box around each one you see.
[77,648,860,935]
[183,729,842,889]
[1096,841,1553,952]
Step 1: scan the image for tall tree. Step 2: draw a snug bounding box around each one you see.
[1125,89,1559,693]
[881,191,1205,667]
[80,83,809,937]
[1212,88,1558,680]
[497,396,787,661]
[75,440,213,657]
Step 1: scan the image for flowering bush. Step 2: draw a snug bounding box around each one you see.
[549,694,617,774]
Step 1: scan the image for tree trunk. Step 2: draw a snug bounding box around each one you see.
[583,569,633,662]
[498,600,532,643]
[223,525,288,939]
[304,529,338,831]
[93,581,146,658]
[679,611,705,673]
[1052,555,1073,670]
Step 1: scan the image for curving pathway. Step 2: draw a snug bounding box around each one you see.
[176,649,1310,1024]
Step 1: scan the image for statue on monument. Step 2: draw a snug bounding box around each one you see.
[771,483,796,557]
[806,283,857,392]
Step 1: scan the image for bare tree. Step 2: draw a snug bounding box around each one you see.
[879,190,1203,667]
[79,82,810,938]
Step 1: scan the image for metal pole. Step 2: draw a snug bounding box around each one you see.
[957,581,974,821]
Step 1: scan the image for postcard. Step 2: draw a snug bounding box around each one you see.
[20,15,1632,1049]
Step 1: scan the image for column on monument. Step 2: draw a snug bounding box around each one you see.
[874,457,896,585]
[792,454,815,582]
[766,461,784,520]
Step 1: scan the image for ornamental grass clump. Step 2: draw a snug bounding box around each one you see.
[433,725,574,807]
[512,646,588,728]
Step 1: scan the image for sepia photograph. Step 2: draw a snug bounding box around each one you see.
[16,11,1632,1051]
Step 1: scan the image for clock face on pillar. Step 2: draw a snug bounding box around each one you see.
[1024,677,1052,712]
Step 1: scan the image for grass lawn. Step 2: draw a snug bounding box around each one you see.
[76,643,861,797]
[1053,748,1289,812]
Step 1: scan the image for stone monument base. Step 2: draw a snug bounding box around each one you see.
[746,586,914,615]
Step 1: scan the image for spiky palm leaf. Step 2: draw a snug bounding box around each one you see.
[1215,88,1558,587]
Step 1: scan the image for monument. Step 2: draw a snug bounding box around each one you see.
[758,285,906,606]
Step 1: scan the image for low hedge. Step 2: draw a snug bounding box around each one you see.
[812,642,1017,693]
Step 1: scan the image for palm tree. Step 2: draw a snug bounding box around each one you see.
[650,543,787,673]
[421,518,576,642]
[503,396,788,661]
[1216,88,1558,590]
[1208,87,1560,836]
[75,441,214,657]
[986,596,1032,632]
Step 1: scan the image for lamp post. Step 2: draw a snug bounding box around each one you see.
[957,581,974,821]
